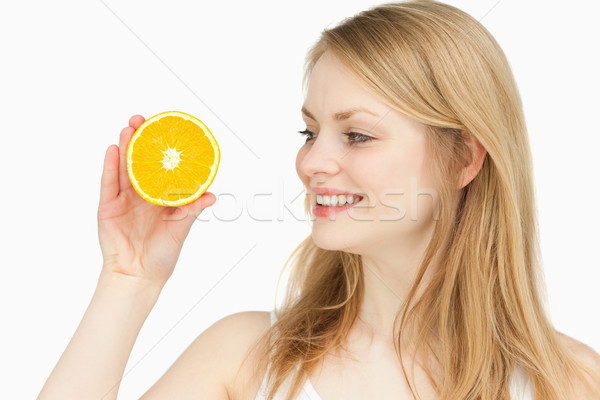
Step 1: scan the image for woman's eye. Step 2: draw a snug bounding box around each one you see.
[298,129,315,143]
[297,129,373,145]
[344,131,373,144]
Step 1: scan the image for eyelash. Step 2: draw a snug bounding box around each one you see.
[297,129,373,145]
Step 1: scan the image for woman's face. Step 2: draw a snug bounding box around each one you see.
[295,51,441,254]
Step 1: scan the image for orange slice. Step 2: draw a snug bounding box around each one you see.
[126,111,220,207]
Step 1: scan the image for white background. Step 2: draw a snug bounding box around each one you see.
[1,1,598,398]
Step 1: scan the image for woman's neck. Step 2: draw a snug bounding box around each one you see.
[357,229,443,343]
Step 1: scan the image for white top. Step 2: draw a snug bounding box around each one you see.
[255,310,534,400]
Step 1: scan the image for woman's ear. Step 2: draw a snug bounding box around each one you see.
[458,130,487,189]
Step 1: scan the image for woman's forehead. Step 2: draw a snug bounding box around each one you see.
[304,54,390,119]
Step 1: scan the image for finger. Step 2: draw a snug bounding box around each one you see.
[119,126,136,191]
[168,192,217,237]
[161,192,216,224]
[129,114,145,130]
[189,191,217,214]
[100,145,120,204]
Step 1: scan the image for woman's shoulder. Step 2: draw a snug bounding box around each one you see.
[207,310,272,368]
[185,310,272,369]
[557,331,600,369]
[210,311,272,398]
[556,332,600,399]
[210,310,272,333]
[140,311,272,399]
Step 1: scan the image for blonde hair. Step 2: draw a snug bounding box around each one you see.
[248,1,600,399]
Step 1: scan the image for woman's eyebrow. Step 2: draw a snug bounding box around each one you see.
[301,106,381,121]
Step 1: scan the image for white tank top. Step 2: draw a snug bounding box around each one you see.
[254,310,534,400]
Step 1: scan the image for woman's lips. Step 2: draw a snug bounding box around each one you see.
[312,196,364,218]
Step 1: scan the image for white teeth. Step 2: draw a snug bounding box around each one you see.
[316,193,360,206]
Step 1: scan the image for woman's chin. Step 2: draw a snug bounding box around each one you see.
[311,230,361,253]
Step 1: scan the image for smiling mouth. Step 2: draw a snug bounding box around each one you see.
[315,193,364,207]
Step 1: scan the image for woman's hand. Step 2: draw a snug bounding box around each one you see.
[97,115,216,288]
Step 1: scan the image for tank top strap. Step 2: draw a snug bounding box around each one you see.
[510,365,534,399]
[270,309,278,326]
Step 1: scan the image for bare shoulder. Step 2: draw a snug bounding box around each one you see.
[557,332,600,399]
[557,332,600,368]
[140,311,271,400]
[207,310,272,345]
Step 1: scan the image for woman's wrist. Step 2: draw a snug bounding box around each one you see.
[96,269,163,311]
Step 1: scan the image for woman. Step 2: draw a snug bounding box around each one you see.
[39,1,600,399]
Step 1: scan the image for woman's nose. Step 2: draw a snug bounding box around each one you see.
[297,133,342,178]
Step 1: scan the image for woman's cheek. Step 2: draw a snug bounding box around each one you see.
[295,146,309,185]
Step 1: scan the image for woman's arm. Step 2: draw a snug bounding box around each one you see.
[38,114,217,399]
[37,272,161,399]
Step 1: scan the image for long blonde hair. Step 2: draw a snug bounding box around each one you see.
[248,1,600,399]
